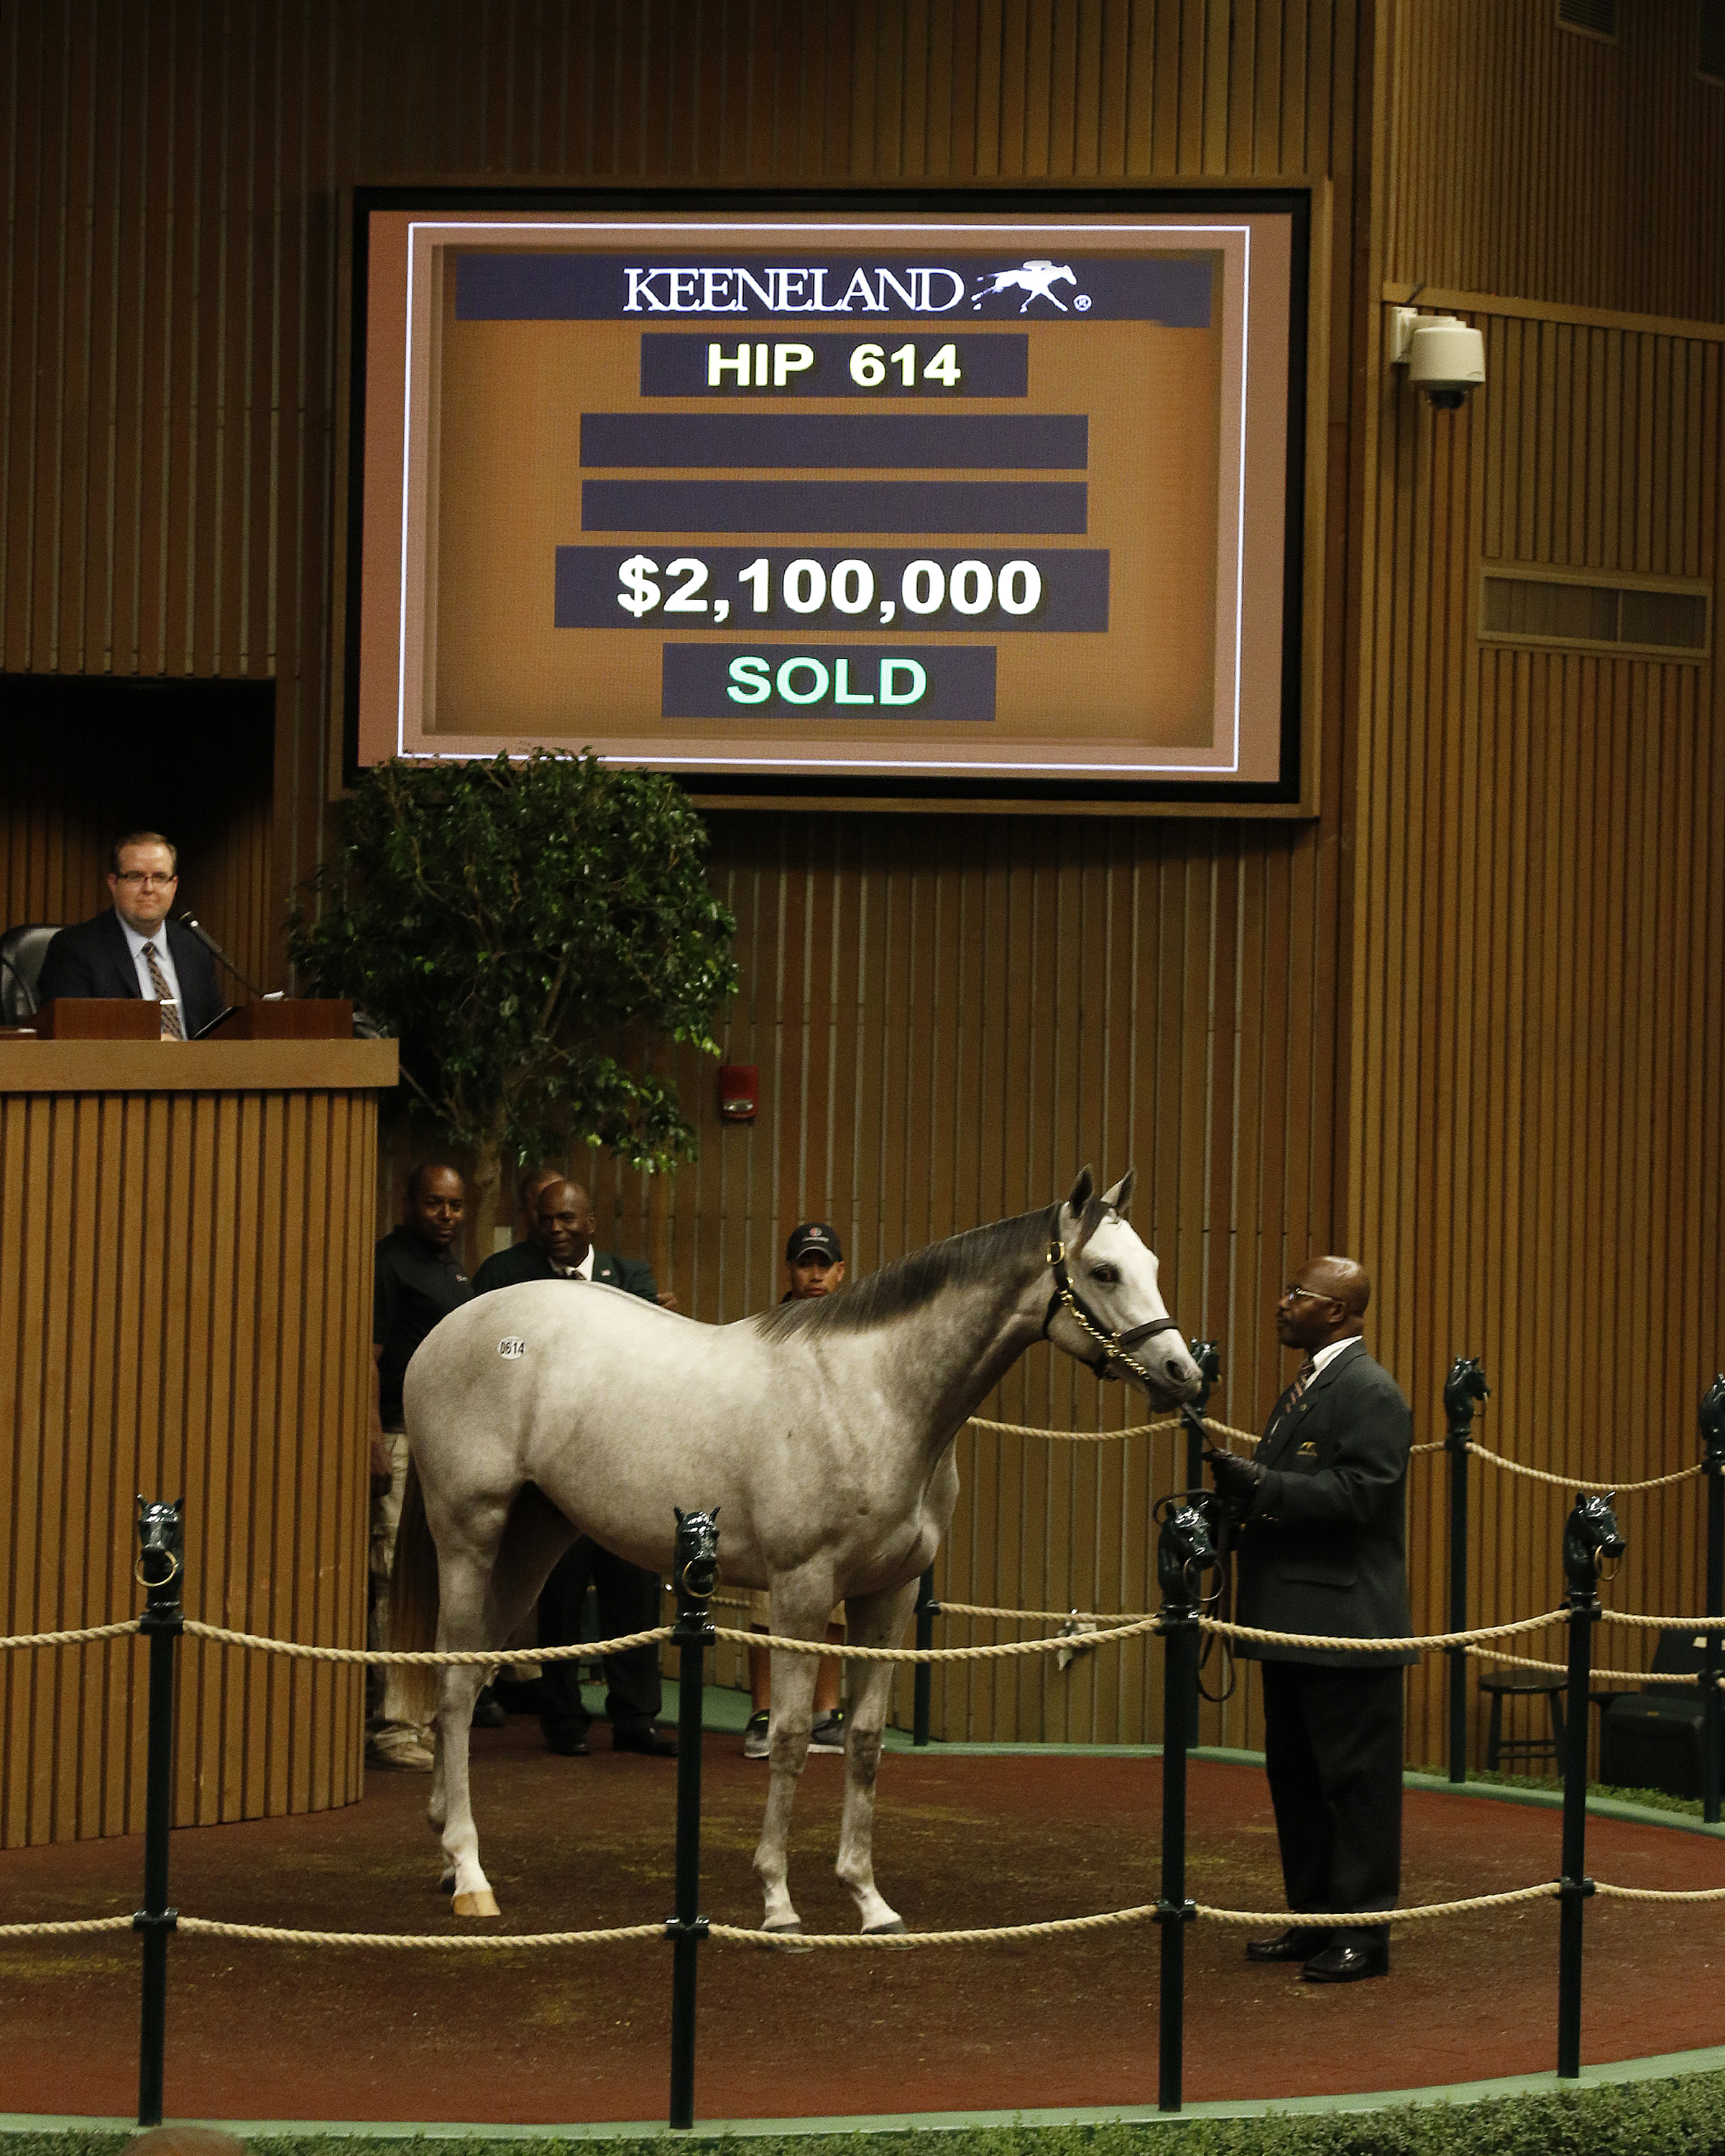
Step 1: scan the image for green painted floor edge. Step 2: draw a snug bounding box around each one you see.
[9,2048,1725,2140]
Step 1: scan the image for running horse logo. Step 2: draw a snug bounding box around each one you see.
[972,259,1080,313]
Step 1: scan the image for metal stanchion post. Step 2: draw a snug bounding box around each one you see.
[1152,1494,1217,2116]
[1443,1358,1489,1784]
[665,1507,719,2132]
[1556,1491,1622,2081]
[912,1567,936,1747]
[1177,1342,1222,1754]
[1182,1340,1222,1498]
[133,1498,185,2129]
[1700,1377,1724,1827]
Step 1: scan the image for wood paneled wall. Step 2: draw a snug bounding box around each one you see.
[1351,292,1725,1767]
[1,1045,390,1846]
[6,1,1722,1777]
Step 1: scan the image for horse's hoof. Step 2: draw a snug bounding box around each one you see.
[862,1917,907,1935]
[452,1889,501,1918]
[760,1922,811,1953]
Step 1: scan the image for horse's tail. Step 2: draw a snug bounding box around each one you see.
[388,1457,441,1728]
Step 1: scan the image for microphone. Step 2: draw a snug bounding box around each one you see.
[178,911,282,1003]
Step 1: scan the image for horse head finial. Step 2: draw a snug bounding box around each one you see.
[1563,1491,1624,1593]
[1443,1355,1490,1439]
[673,1506,721,1604]
[134,1496,185,1592]
[1700,1375,1725,1466]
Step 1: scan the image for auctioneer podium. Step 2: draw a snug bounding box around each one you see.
[0,1021,397,1847]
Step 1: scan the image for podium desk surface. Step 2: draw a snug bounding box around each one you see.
[0,1035,398,1094]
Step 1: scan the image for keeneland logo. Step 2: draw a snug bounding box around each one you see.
[622,261,1091,315]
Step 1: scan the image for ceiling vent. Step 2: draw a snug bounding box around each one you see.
[1557,0,1616,40]
[1702,0,1725,86]
[1481,565,1711,662]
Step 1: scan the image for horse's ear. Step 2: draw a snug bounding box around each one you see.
[1100,1169,1135,1215]
[1065,1166,1095,1217]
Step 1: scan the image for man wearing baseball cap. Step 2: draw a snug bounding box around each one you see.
[742,1221,848,1759]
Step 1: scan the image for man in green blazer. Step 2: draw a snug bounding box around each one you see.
[1206,1256,1414,1985]
[472,1178,676,1758]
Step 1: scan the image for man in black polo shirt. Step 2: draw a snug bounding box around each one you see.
[472,1177,676,1759]
[369,1164,473,1768]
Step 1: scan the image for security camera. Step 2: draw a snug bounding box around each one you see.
[1389,307,1485,410]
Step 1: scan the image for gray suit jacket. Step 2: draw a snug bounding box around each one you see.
[1233,1339,1417,1667]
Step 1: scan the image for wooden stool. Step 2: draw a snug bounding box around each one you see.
[1478,1667,1566,1771]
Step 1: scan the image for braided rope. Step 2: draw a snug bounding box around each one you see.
[1201,1609,1570,1654]
[1593,1882,1725,1905]
[0,1915,137,1940]
[0,1620,141,1651]
[176,1915,663,1948]
[1195,1884,1560,1926]
[1465,1445,1703,1494]
[710,1618,1162,1663]
[1599,1611,1725,1631]
[180,1618,674,1664]
[931,1600,1123,1624]
[1461,1642,1723,1685]
[711,1907,1162,1948]
[965,1414,1181,1441]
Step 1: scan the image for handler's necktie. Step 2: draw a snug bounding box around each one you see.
[1269,1356,1317,1436]
[141,941,184,1039]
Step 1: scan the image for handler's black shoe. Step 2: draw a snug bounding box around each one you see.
[1245,1928,1325,1963]
[613,1723,678,1758]
[542,1725,590,1756]
[1302,1942,1389,1983]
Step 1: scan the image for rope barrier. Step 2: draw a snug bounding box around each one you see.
[1193,1884,1563,1926]
[1464,1444,1704,1495]
[1599,1611,1725,1631]
[176,1916,665,1948]
[963,1412,1262,1445]
[929,1600,1120,1624]
[0,1915,137,1940]
[178,1618,675,1664]
[709,1617,1163,1663]
[1592,1882,1725,1904]
[1200,1609,1571,1655]
[1461,1642,1724,1685]
[0,1620,141,1649]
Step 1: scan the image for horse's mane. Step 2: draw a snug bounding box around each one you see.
[755,1204,1058,1340]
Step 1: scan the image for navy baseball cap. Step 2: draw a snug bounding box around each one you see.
[785,1222,842,1264]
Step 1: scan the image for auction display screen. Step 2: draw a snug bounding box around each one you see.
[346,192,1309,802]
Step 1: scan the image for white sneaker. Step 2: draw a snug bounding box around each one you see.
[742,1710,771,1760]
[809,1713,845,1753]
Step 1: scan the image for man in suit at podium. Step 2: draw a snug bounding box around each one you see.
[1205,1256,1415,1985]
[472,1178,676,1759]
[37,831,223,1038]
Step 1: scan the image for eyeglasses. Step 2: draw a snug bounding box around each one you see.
[1282,1284,1338,1306]
[114,871,176,888]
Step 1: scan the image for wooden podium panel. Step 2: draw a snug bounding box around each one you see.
[34,997,161,1040]
[0,1038,398,1846]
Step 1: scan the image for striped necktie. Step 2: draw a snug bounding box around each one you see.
[141,940,184,1039]
[1271,1357,1317,1432]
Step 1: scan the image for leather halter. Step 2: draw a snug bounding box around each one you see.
[1041,1237,1181,1384]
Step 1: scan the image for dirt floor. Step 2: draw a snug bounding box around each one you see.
[2,1719,1723,2125]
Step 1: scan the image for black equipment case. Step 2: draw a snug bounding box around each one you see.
[1598,1628,1708,1799]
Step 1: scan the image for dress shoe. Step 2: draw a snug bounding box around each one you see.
[1244,1928,1326,1964]
[471,1685,506,1729]
[543,1727,590,1756]
[1302,1941,1389,1983]
[612,1723,678,1758]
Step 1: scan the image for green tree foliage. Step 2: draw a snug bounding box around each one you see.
[288,753,737,1183]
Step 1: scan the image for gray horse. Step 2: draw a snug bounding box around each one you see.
[392,1168,1200,1932]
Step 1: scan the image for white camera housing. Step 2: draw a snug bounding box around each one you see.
[1390,307,1486,410]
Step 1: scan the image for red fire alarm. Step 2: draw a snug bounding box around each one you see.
[719,1064,758,1120]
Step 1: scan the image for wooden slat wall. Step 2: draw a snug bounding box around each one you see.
[1383,0,1725,319]
[11,1,1722,1778]
[1351,295,1725,1769]
[0,1073,374,1846]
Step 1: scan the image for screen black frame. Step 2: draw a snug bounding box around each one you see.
[341,183,1312,810]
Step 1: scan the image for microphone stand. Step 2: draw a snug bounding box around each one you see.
[178,912,282,1003]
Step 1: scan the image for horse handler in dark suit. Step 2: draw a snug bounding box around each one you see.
[37,830,224,1038]
[472,1177,677,1759]
[1205,1256,1414,1984]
